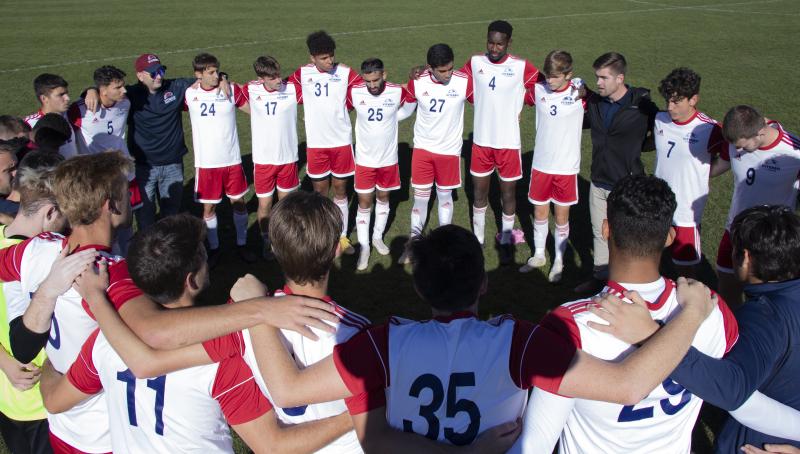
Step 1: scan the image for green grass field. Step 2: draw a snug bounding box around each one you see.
[1,0,799,452]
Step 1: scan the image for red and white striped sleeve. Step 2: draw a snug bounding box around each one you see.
[0,237,33,282]
[402,79,417,104]
[105,260,144,311]
[66,329,103,394]
[213,356,272,425]
[523,60,541,89]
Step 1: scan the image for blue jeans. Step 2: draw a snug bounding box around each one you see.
[135,162,184,230]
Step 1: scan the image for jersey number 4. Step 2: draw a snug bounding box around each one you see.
[402,372,481,445]
[617,378,692,422]
[117,369,167,436]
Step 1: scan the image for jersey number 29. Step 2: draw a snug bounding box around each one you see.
[617,378,692,422]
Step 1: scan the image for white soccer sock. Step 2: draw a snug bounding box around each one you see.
[410,188,430,235]
[436,189,453,226]
[373,200,390,240]
[500,213,515,244]
[533,219,549,256]
[356,207,371,247]
[472,205,487,244]
[233,211,248,246]
[334,197,349,237]
[555,222,570,262]
[205,215,219,250]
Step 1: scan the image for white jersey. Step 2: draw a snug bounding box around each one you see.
[384,315,528,444]
[69,98,131,156]
[463,54,539,150]
[404,71,472,156]
[67,330,268,454]
[348,83,414,168]
[726,121,800,228]
[24,110,79,159]
[243,80,300,165]
[184,83,246,168]
[290,64,360,148]
[529,81,586,175]
[0,233,143,452]
[653,111,726,226]
[242,288,370,454]
[551,278,738,454]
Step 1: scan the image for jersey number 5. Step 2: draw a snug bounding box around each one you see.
[402,372,481,445]
[617,378,692,422]
[117,369,167,436]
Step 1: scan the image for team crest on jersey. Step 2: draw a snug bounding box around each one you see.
[446,89,459,98]
[163,91,176,104]
[383,99,396,108]
[277,94,288,100]
[684,132,699,145]
[329,74,341,82]
[561,96,575,106]
[761,158,781,173]
[215,92,227,101]
[502,67,515,77]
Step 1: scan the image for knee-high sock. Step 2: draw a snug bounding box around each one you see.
[233,211,248,246]
[554,222,569,262]
[356,207,371,247]
[472,205,487,244]
[533,219,549,256]
[373,200,390,239]
[334,197,349,237]
[500,212,515,244]
[411,188,431,236]
[205,215,219,250]
[437,189,453,226]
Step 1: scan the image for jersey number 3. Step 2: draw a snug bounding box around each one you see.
[402,372,481,445]
[617,378,692,422]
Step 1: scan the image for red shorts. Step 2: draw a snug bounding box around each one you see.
[670,224,702,265]
[307,145,355,179]
[528,170,578,206]
[411,148,461,189]
[716,229,734,273]
[469,144,522,181]
[254,163,299,197]
[354,164,401,193]
[128,178,142,210]
[194,165,249,204]
[49,433,110,454]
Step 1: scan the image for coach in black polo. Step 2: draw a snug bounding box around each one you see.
[576,52,658,294]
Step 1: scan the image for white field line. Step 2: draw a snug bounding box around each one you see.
[0,0,789,74]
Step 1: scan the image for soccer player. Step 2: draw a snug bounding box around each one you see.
[513,175,738,453]
[184,53,255,264]
[241,56,301,259]
[461,20,539,262]
[69,65,141,255]
[713,105,800,307]
[519,50,585,282]
[288,31,362,254]
[0,152,338,453]
[235,225,718,452]
[24,74,78,159]
[39,214,354,454]
[348,58,416,270]
[399,43,473,264]
[653,67,727,278]
[0,151,64,454]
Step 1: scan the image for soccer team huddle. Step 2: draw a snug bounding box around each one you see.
[0,18,798,454]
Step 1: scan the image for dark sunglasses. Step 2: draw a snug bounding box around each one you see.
[149,68,166,79]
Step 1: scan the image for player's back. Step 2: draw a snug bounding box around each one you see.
[243,287,370,454]
[24,110,79,159]
[653,111,724,226]
[80,331,255,453]
[408,70,471,156]
[385,314,527,446]
[727,121,800,228]
[553,278,737,453]
[71,98,131,156]
[184,83,244,168]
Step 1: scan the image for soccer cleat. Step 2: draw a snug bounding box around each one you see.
[519,254,547,273]
[339,236,355,255]
[398,249,411,265]
[357,246,370,271]
[548,260,564,283]
[495,228,526,245]
[372,237,390,256]
[498,242,515,266]
[238,245,258,264]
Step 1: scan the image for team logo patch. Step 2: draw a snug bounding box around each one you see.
[92,117,99,123]
[329,74,341,82]
[657,129,664,136]
[478,69,484,74]
[446,89,459,98]
[277,94,288,100]
[684,132,699,145]
[163,91,176,104]
[540,97,546,102]
[761,158,781,173]
[383,99,396,108]
[502,67,515,77]
[561,96,575,106]
[359,100,366,105]
[422,91,430,97]
[256,95,262,100]
[307,77,313,83]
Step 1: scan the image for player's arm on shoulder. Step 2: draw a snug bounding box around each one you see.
[235,409,353,454]
[397,100,417,122]
[710,154,731,177]
[558,278,714,404]
[39,359,95,414]
[729,391,800,441]
[353,406,521,454]
[508,387,574,454]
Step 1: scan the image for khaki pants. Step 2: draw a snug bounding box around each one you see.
[589,182,610,279]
